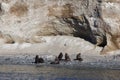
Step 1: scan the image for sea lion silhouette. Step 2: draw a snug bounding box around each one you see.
[58,52,63,60]
[50,56,59,64]
[35,55,44,64]
[65,53,71,61]
[74,53,83,61]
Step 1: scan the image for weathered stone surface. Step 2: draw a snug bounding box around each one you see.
[0,0,119,53]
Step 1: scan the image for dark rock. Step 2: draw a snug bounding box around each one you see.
[63,14,107,48]
[63,15,97,45]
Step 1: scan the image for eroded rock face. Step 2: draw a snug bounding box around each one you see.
[101,0,120,52]
[9,2,28,17]
[0,0,119,53]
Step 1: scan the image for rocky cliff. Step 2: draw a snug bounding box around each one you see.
[0,0,120,54]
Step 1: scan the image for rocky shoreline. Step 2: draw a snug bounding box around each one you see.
[0,54,120,70]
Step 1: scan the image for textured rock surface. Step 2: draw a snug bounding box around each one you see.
[0,0,120,54]
[101,0,120,52]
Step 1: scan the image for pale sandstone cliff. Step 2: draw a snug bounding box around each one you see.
[0,0,120,54]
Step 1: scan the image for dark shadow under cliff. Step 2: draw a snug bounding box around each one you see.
[62,0,107,47]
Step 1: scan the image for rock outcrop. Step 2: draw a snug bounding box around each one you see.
[0,0,120,53]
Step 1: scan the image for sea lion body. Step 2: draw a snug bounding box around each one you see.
[65,53,71,61]
[35,55,44,64]
[74,53,83,61]
[50,56,59,64]
[58,52,63,60]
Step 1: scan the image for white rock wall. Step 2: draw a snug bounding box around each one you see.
[0,0,119,54]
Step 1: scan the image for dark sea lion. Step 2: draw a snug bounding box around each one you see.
[35,55,39,64]
[50,56,59,64]
[34,55,44,64]
[58,52,63,60]
[74,53,83,61]
[38,57,44,63]
[65,53,71,61]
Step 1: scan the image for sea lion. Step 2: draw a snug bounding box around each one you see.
[65,53,71,61]
[35,55,44,64]
[74,53,83,61]
[50,56,59,64]
[58,52,63,60]
[35,55,39,64]
[38,57,44,63]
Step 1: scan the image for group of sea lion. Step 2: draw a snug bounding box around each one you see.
[34,52,83,64]
[34,55,44,64]
[58,52,71,61]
